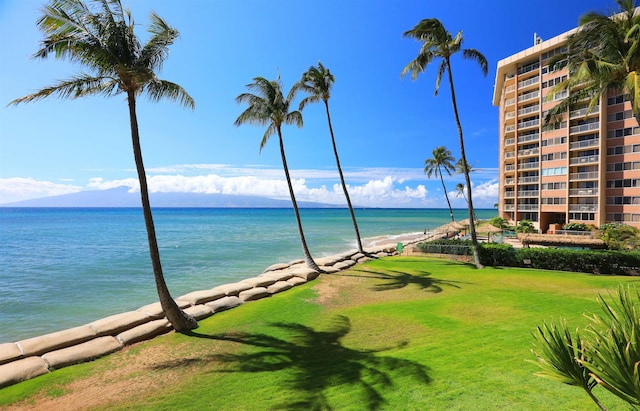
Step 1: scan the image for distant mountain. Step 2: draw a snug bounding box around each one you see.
[0,187,341,208]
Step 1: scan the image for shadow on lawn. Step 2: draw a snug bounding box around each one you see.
[182,316,430,410]
[343,268,470,293]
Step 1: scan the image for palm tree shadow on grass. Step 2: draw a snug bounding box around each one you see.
[182,316,430,410]
[346,268,471,293]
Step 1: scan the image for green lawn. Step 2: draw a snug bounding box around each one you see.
[2,257,636,410]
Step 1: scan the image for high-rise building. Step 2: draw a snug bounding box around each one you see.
[493,29,640,232]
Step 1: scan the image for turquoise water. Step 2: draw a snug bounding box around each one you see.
[0,207,495,342]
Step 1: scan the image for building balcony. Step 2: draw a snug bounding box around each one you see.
[518,90,540,103]
[504,191,515,198]
[517,118,540,130]
[518,176,539,184]
[504,204,515,211]
[505,112,516,120]
[505,124,516,133]
[518,190,539,197]
[569,121,599,134]
[569,138,599,150]
[517,204,539,211]
[569,188,598,196]
[570,171,599,181]
[569,155,599,165]
[570,105,599,119]
[506,98,515,107]
[518,61,540,76]
[518,76,540,91]
[569,204,598,212]
[518,133,539,144]
[505,165,515,172]
[505,138,515,146]
[519,162,540,170]
[505,178,515,185]
[505,151,515,159]
[518,148,539,157]
[518,104,540,117]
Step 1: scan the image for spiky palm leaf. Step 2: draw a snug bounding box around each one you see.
[424,146,456,222]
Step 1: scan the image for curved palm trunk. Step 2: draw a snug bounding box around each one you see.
[438,169,455,222]
[445,59,482,268]
[324,100,364,253]
[276,127,321,272]
[127,92,197,331]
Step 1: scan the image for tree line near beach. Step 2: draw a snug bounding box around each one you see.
[7,0,640,407]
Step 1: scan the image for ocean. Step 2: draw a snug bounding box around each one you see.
[0,207,495,343]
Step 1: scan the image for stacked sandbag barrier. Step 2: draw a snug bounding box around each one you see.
[0,244,402,388]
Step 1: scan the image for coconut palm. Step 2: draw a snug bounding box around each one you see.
[545,0,640,125]
[9,0,197,331]
[235,76,321,272]
[402,18,487,268]
[455,158,478,220]
[298,62,364,254]
[424,146,456,222]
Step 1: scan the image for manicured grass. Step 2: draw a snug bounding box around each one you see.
[1,257,635,410]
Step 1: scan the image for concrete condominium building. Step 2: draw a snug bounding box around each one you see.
[493,30,640,232]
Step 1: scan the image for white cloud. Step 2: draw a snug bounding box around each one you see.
[0,177,82,204]
[0,164,498,208]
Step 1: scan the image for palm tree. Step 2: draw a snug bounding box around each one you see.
[455,158,478,220]
[402,18,487,268]
[235,76,321,272]
[298,62,365,254]
[424,146,456,222]
[9,0,197,331]
[544,0,640,125]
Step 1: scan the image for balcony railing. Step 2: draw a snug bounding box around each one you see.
[518,61,540,75]
[505,124,516,132]
[570,171,599,180]
[518,104,540,117]
[505,165,515,171]
[505,112,516,120]
[518,90,540,103]
[506,85,515,93]
[569,155,599,165]
[504,192,515,198]
[569,204,598,212]
[570,121,599,134]
[519,162,540,170]
[569,138,599,150]
[504,204,515,211]
[518,118,540,129]
[506,98,515,106]
[505,178,515,185]
[569,188,598,196]
[505,138,515,146]
[518,176,539,183]
[505,151,515,159]
[518,76,540,88]
[570,105,599,119]
[517,204,539,211]
[518,190,539,197]
[518,148,539,157]
[518,133,539,143]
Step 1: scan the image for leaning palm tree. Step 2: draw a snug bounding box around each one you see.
[235,76,321,272]
[424,146,456,222]
[8,0,197,331]
[455,158,478,220]
[545,0,640,125]
[298,62,364,254]
[402,18,488,268]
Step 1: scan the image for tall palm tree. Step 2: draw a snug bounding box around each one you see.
[424,146,456,222]
[298,62,365,254]
[402,18,488,268]
[9,0,197,331]
[545,0,640,125]
[455,158,478,220]
[235,76,321,272]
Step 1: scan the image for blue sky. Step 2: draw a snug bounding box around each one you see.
[0,0,616,207]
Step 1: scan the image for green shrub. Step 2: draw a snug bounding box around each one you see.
[416,239,472,255]
[562,222,589,231]
[478,243,517,267]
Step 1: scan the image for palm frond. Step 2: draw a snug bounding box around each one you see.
[8,73,116,105]
[144,79,195,109]
[462,48,488,76]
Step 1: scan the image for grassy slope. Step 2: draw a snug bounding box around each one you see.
[1,257,635,410]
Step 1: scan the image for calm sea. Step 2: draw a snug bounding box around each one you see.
[0,207,495,343]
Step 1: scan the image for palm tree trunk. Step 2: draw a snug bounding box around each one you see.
[439,170,455,222]
[324,100,364,253]
[276,127,321,272]
[127,92,197,331]
[445,59,482,268]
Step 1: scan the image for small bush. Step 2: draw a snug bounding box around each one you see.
[478,244,517,267]
[416,239,472,255]
[562,223,589,231]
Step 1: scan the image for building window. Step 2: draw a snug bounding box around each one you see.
[541,197,566,204]
[569,212,595,221]
[606,161,640,171]
[606,179,640,188]
[607,126,640,138]
[607,144,640,155]
[606,196,640,205]
[541,167,567,176]
[607,110,633,122]
[541,182,567,190]
[542,136,567,146]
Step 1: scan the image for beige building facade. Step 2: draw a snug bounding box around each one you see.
[493,30,640,232]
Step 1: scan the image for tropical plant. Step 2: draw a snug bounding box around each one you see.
[544,0,640,125]
[562,222,590,231]
[424,146,456,222]
[235,76,321,272]
[402,18,488,268]
[454,158,478,220]
[599,222,640,250]
[489,216,508,229]
[8,0,197,331]
[516,220,536,233]
[298,61,364,254]
[531,285,640,409]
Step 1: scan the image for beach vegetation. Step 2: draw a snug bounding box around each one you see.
[298,62,365,254]
[544,0,640,126]
[423,146,456,222]
[1,257,634,409]
[562,222,590,232]
[516,219,536,233]
[8,0,197,331]
[401,18,488,268]
[531,285,640,409]
[599,222,640,250]
[489,216,508,229]
[234,76,321,271]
